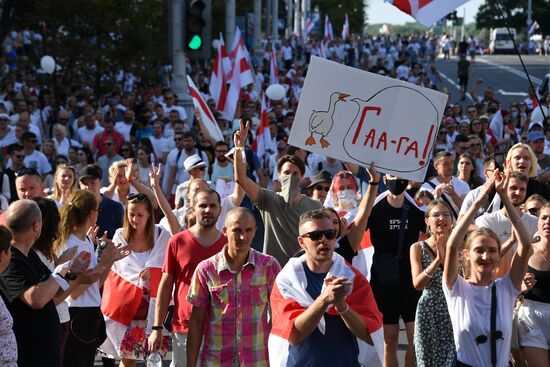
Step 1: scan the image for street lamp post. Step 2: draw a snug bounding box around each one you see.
[170,0,193,121]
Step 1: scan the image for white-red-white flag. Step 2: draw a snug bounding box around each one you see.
[227,27,254,87]
[252,94,272,162]
[223,45,246,121]
[218,33,232,79]
[324,15,334,41]
[319,41,327,58]
[387,0,469,27]
[188,76,224,141]
[304,17,315,41]
[341,13,350,39]
[209,40,228,115]
[269,44,278,86]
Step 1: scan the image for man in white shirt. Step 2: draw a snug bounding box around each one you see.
[420,151,470,219]
[15,132,52,177]
[77,113,104,147]
[114,109,135,142]
[148,120,170,164]
[475,171,538,275]
[162,91,187,122]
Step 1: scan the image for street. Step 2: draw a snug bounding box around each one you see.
[435,54,550,108]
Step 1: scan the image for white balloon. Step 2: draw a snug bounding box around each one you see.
[41,55,56,74]
[211,39,219,49]
[266,84,286,100]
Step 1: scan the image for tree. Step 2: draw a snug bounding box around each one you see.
[313,0,367,36]
[475,0,550,37]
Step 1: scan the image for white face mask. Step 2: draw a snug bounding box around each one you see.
[280,174,301,204]
[337,189,357,207]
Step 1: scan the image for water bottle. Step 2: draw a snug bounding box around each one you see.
[146,352,161,367]
[95,240,107,262]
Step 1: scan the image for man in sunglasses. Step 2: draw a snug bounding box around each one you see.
[269,210,383,367]
[9,132,51,179]
[4,144,25,203]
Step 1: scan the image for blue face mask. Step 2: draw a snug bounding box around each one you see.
[512,111,518,118]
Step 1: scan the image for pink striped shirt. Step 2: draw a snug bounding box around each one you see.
[187,247,281,366]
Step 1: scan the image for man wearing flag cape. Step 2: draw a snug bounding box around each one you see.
[268,209,383,367]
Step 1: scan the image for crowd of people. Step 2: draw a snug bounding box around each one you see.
[0,26,549,367]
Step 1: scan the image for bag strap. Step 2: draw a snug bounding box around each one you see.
[396,203,409,260]
[426,180,458,219]
[490,283,497,367]
[424,242,443,271]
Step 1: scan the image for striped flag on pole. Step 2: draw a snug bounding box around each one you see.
[252,94,272,162]
[324,15,334,40]
[269,44,278,86]
[188,76,224,141]
[342,13,350,39]
[528,20,540,35]
[387,0,469,27]
[209,39,228,115]
[304,16,315,41]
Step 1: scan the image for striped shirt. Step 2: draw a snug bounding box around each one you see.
[187,247,281,366]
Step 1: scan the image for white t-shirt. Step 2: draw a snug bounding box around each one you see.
[7,150,52,175]
[475,211,538,249]
[114,121,133,142]
[54,137,81,157]
[58,235,101,308]
[163,148,208,193]
[0,128,16,149]
[420,177,470,216]
[443,275,519,367]
[147,136,170,158]
[78,125,104,146]
[100,185,138,206]
[163,105,187,121]
[34,250,70,323]
[459,186,501,221]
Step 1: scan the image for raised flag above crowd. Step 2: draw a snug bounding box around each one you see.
[387,0,470,27]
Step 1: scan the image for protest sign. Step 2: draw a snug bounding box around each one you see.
[288,56,449,182]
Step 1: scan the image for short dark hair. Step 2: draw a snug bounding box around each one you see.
[215,140,229,149]
[192,188,221,206]
[454,134,470,144]
[434,151,453,162]
[277,155,306,175]
[182,131,195,140]
[21,132,37,141]
[509,171,528,184]
[8,143,24,154]
[298,209,331,230]
[0,225,12,253]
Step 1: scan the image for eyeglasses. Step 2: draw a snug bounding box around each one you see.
[300,229,337,241]
[475,330,503,345]
[174,137,183,142]
[56,161,67,165]
[128,193,148,202]
[14,154,25,159]
[59,118,69,122]
[15,167,40,177]
[470,143,481,147]
[194,166,206,171]
[104,142,113,146]
[121,149,130,152]
[93,207,102,213]
[459,145,470,150]
[215,150,228,154]
[429,212,452,219]
[527,207,539,215]
[26,139,37,144]
[0,118,9,121]
[314,185,330,192]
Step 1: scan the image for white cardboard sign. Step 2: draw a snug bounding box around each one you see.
[289,56,449,182]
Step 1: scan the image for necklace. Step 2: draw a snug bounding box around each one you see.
[536,245,549,263]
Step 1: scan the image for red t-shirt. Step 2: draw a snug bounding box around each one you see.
[162,229,227,333]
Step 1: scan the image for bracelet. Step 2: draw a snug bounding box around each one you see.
[337,303,350,315]
[423,269,433,278]
[151,325,163,330]
[369,181,380,186]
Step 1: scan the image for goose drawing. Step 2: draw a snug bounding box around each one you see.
[305,92,350,148]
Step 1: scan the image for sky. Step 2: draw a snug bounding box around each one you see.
[366,0,485,25]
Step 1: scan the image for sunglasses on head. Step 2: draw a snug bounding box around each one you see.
[300,229,337,241]
[15,167,40,177]
[127,193,148,202]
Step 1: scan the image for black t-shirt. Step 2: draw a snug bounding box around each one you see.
[335,235,356,264]
[367,197,426,279]
[97,195,124,239]
[0,247,60,367]
[527,178,550,201]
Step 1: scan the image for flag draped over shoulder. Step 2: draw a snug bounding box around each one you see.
[387,0,470,27]
[100,227,171,358]
[268,252,384,366]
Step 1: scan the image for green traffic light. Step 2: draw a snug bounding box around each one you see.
[188,35,202,50]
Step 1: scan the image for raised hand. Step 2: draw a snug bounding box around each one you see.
[86,226,100,243]
[234,120,250,149]
[494,169,509,196]
[149,163,162,189]
[367,161,380,183]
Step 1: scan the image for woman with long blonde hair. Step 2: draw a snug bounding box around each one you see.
[49,164,77,207]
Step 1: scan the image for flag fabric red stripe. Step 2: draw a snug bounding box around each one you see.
[388,0,469,27]
[101,271,143,325]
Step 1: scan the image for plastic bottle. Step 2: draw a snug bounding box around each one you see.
[146,352,161,367]
[95,240,107,261]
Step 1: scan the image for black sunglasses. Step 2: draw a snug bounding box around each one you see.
[15,167,40,177]
[314,185,330,192]
[475,330,503,345]
[128,193,148,202]
[527,208,539,215]
[300,229,337,241]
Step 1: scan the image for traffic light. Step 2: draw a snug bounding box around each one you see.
[186,0,206,51]
[445,11,458,21]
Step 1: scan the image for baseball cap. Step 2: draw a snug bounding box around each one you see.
[79,165,102,181]
[527,130,545,142]
[0,113,10,120]
[528,120,543,131]
[308,171,333,189]
[184,154,206,172]
[443,117,457,126]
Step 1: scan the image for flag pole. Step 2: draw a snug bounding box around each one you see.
[494,0,546,121]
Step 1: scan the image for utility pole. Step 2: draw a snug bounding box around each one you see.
[226,0,236,49]
[286,0,293,38]
[272,0,279,41]
[301,0,307,38]
[294,0,300,35]
[171,0,193,121]
[253,0,262,53]
[527,0,532,41]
